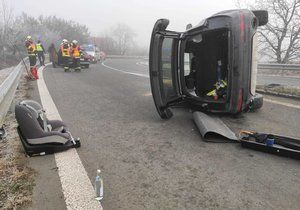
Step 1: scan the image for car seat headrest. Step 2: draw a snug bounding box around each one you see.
[19,100,44,119]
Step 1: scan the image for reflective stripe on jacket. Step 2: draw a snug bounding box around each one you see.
[36,43,43,52]
[72,45,80,58]
[61,44,70,57]
[27,43,36,56]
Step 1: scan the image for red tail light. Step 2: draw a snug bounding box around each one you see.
[237,89,243,112]
[240,13,246,42]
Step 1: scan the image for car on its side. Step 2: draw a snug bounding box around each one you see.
[149,9,268,119]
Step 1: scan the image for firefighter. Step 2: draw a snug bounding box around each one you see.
[71,40,81,71]
[60,39,71,71]
[25,36,38,80]
[36,40,45,66]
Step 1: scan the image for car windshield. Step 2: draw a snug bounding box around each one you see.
[81,45,95,52]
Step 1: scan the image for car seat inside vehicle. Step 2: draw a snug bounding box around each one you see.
[184,28,229,102]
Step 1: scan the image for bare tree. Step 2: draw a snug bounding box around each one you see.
[112,23,136,55]
[246,0,300,63]
[0,0,14,63]
[93,36,118,54]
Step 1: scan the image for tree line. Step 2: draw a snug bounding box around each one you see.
[93,23,147,56]
[0,1,91,68]
[237,0,300,63]
[0,1,146,69]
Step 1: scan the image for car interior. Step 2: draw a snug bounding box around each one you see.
[183,28,229,102]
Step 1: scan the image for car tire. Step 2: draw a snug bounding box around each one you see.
[252,10,268,26]
[85,64,89,69]
[249,93,263,111]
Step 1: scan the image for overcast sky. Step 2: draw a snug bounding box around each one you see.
[11,0,241,47]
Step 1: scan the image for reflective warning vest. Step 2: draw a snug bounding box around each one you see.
[36,43,43,52]
[61,44,70,57]
[72,45,80,58]
[27,43,36,56]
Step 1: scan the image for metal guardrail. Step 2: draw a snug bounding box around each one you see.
[258,63,300,71]
[0,60,25,138]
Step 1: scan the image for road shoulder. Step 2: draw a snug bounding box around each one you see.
[24,79,67,210]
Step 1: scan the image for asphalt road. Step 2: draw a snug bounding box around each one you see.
[44,58,300,210]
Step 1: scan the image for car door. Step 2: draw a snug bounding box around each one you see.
[149,19,183,119]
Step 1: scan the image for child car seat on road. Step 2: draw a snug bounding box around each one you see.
[15,100,80,156]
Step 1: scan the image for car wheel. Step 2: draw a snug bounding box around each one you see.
[249,93,263,111]
[85,65,89,68]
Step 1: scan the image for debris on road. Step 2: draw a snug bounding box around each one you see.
[193,111,300,160]
[95,169,104,201]
[240,131,300,160]
[193,112,238,141]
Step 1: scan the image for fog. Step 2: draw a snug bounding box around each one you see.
[11,0,238,47]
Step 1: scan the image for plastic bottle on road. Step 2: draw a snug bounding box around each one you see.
[95,169,103,200]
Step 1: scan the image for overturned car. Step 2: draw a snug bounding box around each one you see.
[149,9,268,119]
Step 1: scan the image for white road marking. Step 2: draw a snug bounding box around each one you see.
[37,64,102,210]
[143,92,152,96]
[102,61,149,78]
[136,61,149,67]
[264,98,300,109]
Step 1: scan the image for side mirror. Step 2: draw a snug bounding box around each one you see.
[252,10,268,26]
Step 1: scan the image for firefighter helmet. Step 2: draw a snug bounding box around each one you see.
[26,36,32,41]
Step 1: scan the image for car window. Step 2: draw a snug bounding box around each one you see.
[161,38,176,99]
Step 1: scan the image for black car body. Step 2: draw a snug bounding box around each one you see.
[149,9,268,119]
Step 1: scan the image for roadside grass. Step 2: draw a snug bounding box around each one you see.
[257,84,300,98]
[0,76,35,210]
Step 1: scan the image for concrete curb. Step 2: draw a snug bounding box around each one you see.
[256,89,300,100]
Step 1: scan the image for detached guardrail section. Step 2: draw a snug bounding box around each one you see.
[258,63,300,71]
[0,60,24,138]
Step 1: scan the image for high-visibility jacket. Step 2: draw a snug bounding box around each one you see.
[36,43,44,52]
[61,44,70,57]
[72,45,80,58]
[27,42,36,56]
